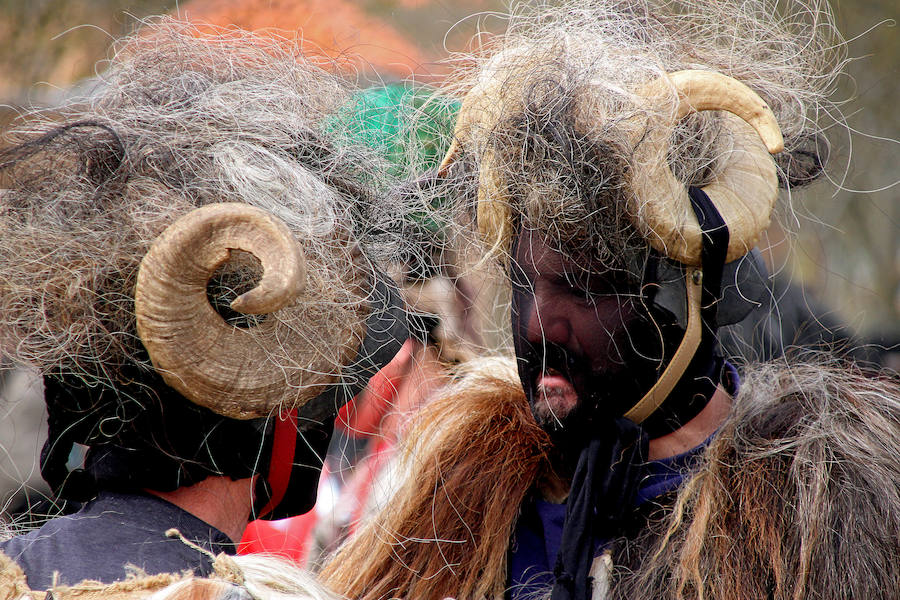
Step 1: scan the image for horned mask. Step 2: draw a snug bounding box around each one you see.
[438,35,785,423]
[430,0,841,429]
[0,20,412,515]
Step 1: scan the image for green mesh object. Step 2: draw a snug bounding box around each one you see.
[338,84,459,177]
[330,85,460,239]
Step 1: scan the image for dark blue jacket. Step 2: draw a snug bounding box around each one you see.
[0,490,233,589]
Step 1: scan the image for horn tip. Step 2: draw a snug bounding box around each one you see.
[437,138,459,177]
[768,138,785,154]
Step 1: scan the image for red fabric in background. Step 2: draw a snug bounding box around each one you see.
[336,339,413,438]
[238,494,319,563]
[239,339,445,564]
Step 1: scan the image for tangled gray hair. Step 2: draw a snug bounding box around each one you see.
[0,18,421,404]
[616,357,900,599]
[437,0,846,271]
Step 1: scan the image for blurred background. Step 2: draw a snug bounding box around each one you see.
[0,0,897,530]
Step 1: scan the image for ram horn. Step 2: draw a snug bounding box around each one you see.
[633,69,784,265]
[135,202,308,419]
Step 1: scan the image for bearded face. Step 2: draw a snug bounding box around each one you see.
[510,230,668,450]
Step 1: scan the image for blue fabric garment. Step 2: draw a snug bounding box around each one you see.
[508,448,703,600]
[0,490,234,589]
[508,499,567,595]
[507,362,740,599]
[633,433,713,507]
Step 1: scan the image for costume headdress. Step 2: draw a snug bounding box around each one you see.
[0,19,412,518]
[437,0,840,425]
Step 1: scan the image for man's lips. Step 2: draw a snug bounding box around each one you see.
[534,371,579,418]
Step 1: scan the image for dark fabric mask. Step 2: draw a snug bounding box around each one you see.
[510,187,729,447]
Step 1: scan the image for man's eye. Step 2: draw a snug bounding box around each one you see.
[576,287,611,303]
[549,275,585,295]
[557,273,614,298]
[555,281,604,304]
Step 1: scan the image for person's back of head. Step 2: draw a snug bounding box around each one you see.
[0,18,419,585]
[619,357,900,600]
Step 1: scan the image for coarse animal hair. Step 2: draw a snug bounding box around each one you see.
[227,553,340,600]
[0,550,340,600]
[318,357,552,600]
[613,357,900,600]
[0,18,420,392]
[438,0,847,270]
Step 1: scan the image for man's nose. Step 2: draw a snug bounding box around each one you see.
[526,294,572,346]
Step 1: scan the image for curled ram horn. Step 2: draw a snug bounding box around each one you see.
[441,58,785,267]
[437,46,535,257]
[631,70,784,265]
[135,202,314,419]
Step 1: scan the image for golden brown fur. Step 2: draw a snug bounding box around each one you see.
[615,359,900,600]
[318,358,551,600]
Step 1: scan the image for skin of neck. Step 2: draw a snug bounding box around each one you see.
[647,383,731,460]
[146,475,256,542]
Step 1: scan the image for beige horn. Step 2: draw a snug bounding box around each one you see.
[135,202,307,419]
[632,69,784,265]
[437,47,533,257]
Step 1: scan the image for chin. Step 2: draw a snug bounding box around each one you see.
[530,398,574,430]
[529,396,592,443]
[529,372,581,424]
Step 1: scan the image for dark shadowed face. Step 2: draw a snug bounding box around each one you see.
[511,230,663,444]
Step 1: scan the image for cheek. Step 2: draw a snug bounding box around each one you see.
[574,299,642,365]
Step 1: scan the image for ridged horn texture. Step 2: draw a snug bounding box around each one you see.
[633,70,784,265]
[135,202,311,419]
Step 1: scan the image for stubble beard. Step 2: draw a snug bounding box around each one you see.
[520,340,659,453]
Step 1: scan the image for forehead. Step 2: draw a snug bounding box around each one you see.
[512,228,644,290]
[514,229,563,272]
[513,229,598,274]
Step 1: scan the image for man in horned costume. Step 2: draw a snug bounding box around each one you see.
[0,22,412,589]
[318,2,847,599]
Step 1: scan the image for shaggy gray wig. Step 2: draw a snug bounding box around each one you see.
[0,19,424,392]
[437,0,847,271]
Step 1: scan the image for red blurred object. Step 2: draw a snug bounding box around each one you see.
[240,339,446,564]
[238,509,318,563]
[179,0,431,79]
[336,339,414,438]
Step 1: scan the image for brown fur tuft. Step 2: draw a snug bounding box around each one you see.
[318,358,551,600]
[616,358,900,600]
